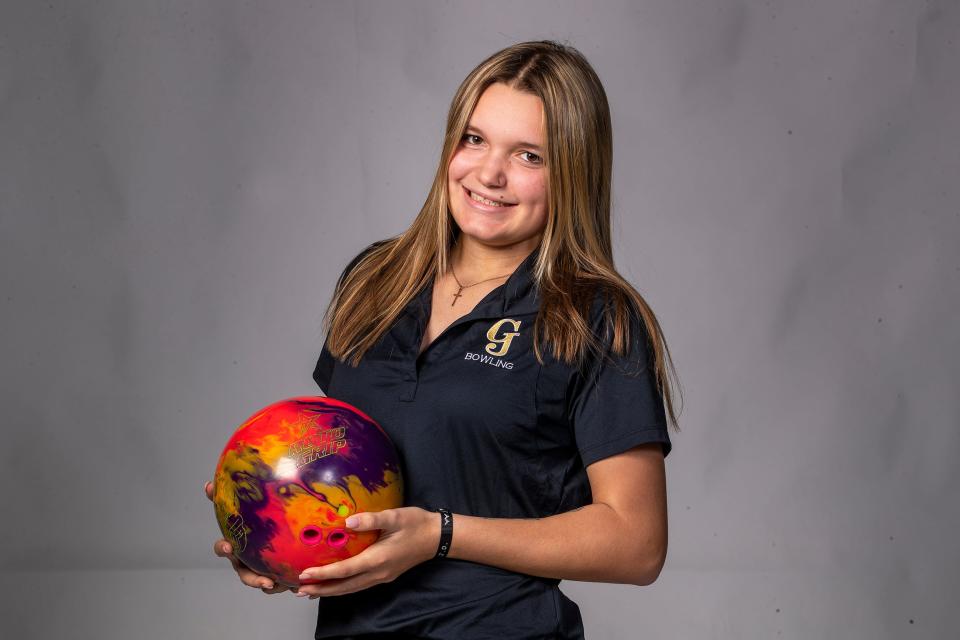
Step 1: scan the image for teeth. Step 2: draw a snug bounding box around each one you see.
[469,190,504,207]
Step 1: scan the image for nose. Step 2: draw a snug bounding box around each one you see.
[477,152,507,189]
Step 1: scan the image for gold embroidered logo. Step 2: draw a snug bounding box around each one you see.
[485,319,522,357]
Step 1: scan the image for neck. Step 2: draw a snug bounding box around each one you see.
[450,235,539,283]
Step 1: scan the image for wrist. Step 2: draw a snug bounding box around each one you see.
[434,508,453,559]
[419,508,442,562]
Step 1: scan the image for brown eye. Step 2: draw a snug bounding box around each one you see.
[463,134,482,145]
[521,151,543,165]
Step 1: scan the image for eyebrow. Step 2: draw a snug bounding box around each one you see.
[465,125,543,152]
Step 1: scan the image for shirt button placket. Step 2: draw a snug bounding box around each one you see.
[399,366,418,402]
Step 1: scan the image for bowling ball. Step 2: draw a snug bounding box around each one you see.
[213,396,404,588]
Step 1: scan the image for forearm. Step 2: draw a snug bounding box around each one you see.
[444,503,664,586]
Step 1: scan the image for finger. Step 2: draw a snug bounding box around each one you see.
[297,573,381,599]
[204,481,214,501]
[210,537,275,589]
[235,564,274,589]
[261,583,291,595]
[224,556,276,590]
[344,510,387,532]
[296,576,348,598]
[299,554,374,583]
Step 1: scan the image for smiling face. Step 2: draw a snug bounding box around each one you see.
[447,82,549,252]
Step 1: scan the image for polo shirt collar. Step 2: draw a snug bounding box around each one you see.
[500,247,539,315]
[412,247,540,319]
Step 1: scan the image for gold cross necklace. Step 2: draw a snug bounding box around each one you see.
[449,263,512,307]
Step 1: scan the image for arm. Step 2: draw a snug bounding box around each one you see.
[294,442,667,597]
[447,442,667,586]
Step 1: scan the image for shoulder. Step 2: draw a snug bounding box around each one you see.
[576,277,654,369]
[581,279,648,338]
[343,238,394,273]
[335,238,396,288]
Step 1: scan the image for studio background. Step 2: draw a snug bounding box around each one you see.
[1,1,957,638]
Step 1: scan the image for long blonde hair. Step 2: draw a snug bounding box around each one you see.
[323,40,682,431]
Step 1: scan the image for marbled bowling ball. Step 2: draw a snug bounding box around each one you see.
[213,396,404,588]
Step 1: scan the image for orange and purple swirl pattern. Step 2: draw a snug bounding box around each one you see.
[213,396,404,587]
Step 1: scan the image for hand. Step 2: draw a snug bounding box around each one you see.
[295,507,439,599]
[205,480,294,595]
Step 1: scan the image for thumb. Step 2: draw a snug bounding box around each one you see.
[344,512,379,532]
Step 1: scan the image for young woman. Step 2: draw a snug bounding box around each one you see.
[208,40,681,639]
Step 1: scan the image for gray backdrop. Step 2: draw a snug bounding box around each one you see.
[1,1,957,638]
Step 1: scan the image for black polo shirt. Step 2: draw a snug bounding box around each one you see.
[311,243,671,640]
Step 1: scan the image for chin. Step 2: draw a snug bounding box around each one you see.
[458,228,540,250]
[449,208,544,249]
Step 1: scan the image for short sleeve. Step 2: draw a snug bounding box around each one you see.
[311,240,389,395]
[567,297,672,466]
[312,339,336,395]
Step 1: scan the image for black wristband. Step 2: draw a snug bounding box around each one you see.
[435,508,453,559]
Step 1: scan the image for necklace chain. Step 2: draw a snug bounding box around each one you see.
[449,263,511,307]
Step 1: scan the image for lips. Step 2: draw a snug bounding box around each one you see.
[463,186,517,209]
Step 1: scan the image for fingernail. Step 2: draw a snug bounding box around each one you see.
[298,572,311,581]
[345,516,358,528]
[297,591,309,597]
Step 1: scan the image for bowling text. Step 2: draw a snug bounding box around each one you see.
[464,352,514,370]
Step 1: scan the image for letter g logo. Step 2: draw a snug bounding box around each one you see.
[485,319,522,357]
